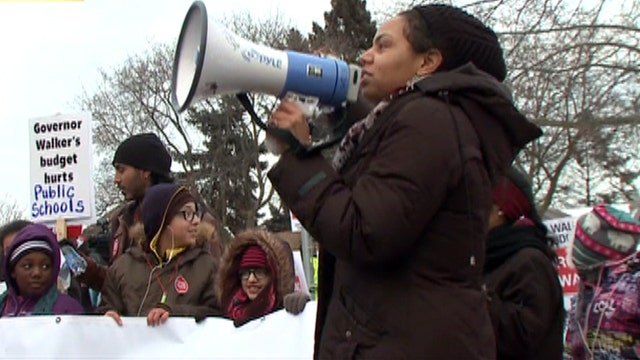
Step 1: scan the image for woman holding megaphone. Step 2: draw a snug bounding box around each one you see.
[267,4,542,359]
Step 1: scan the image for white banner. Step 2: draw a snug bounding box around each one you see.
[0,303,316,359]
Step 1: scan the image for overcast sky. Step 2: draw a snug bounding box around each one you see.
[0,0,342,215]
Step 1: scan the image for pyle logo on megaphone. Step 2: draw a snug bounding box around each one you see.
[241,49,283,69]
[171,0,362,114]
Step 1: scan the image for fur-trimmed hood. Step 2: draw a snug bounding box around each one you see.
[127,220,217,260]
[216,230,295,307]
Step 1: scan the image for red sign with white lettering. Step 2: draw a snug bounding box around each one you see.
[554,247,579,294]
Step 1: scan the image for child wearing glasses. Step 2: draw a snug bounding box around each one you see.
[217,230,310,327]
[99,183,221,326]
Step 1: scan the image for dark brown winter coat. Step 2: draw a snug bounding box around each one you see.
[484,247,565,360]
[98,221,221,319]
[79,200,222,292]
[268,64,542,359]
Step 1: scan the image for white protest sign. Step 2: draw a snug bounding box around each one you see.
[293,250,310,295]
[29,113,95,224]
[545,216,576,247]
[290,210,303,232]
[544,216,580,310]
[0,304,316,359]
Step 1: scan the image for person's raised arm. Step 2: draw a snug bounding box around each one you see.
[269,97,459,266]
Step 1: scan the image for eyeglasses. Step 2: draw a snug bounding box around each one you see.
[178,209,200,222]
[239,268,269,281]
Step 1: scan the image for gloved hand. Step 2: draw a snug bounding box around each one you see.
[58,238,77,248]
[283,291,310,315]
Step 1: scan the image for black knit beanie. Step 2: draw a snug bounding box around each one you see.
[112,133,172,176]
[414,4,507,81]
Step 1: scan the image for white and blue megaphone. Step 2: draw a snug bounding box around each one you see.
[171,1,362,152]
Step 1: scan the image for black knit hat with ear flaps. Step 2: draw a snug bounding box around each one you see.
[413,4,507,81]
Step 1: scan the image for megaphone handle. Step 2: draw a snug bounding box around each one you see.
[237,92,350,156]
[236,93,268,131]
[268,127,309,155]
[236,93,309,155]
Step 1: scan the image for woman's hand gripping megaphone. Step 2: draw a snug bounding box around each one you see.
[265,46,344,155]
[267,99,313,155]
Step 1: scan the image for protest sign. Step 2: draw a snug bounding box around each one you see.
[29,113,95,224]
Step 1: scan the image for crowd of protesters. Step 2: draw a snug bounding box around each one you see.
[2,3,640,360]
[0,133,309,324]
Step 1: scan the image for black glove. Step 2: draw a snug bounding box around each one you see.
[58,238,77,249]
[283,291,310,315]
